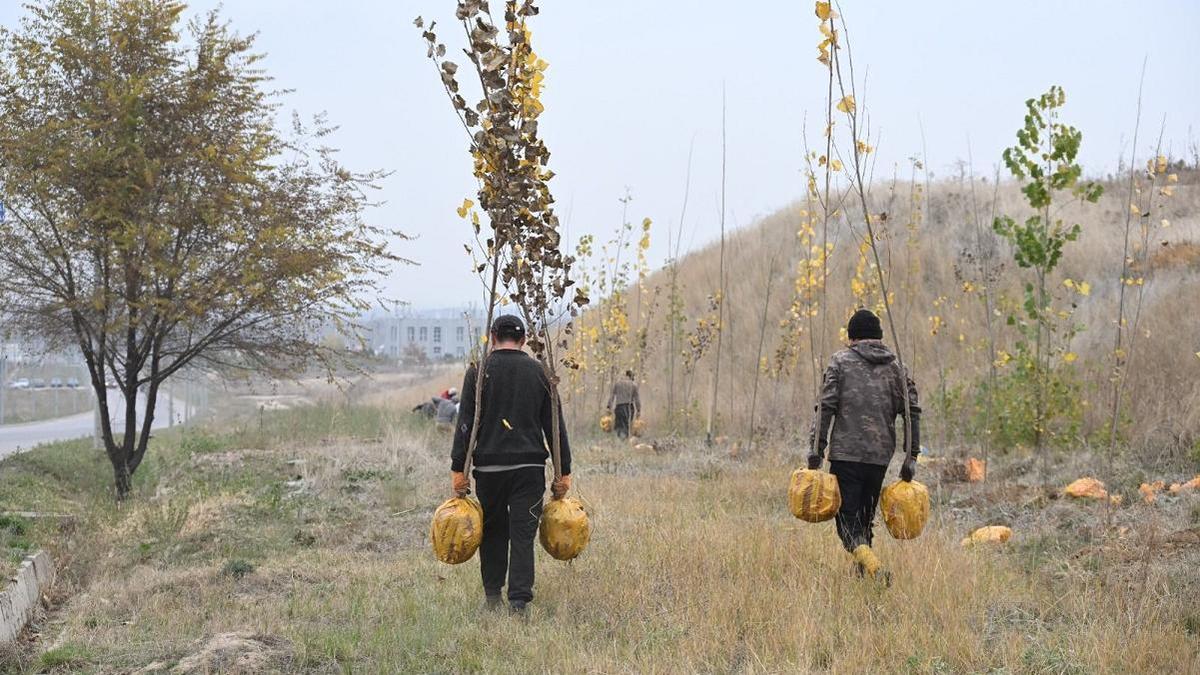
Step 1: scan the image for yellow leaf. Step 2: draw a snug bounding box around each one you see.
[456,198,474,219]
[1161,219,1170,228]
[815,1,833,20]
[1078,282,1091,296]
[1195,352,1200,360]
[836,95,856,114]
[1167,173,1178,184]
[1063,352,1078,363]
[830,158,843,171]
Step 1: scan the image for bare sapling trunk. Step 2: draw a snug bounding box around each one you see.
[965,140,1001,479]
[832,14,913,462]
[748,243,782,451]
[706,89,728,447]
[1107,59,1147,465]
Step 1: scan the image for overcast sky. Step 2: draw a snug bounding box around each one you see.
[3,1,1198,310]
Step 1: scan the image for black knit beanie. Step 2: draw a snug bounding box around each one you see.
[847,309,883,341]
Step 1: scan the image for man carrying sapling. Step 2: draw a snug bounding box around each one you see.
[807,308,921,583]
[450,314,572,615]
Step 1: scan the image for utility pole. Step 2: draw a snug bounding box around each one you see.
[0,354,7,425]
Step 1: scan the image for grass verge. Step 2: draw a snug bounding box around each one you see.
[0,403,1197,673]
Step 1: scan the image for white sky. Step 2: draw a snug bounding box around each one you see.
[4,1,1198,309]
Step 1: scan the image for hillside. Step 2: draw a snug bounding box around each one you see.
[566,166,1200,456]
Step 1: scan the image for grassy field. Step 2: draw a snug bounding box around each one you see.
[1,403,1198,673]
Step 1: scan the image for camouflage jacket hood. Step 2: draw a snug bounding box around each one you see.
[809,340,921,466]
[848,340,897,366]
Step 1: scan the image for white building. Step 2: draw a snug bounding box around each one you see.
[367,308,485,362]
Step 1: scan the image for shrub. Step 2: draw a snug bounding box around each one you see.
[221,558,256,580]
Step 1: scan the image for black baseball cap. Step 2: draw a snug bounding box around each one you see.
[491,314,526,336]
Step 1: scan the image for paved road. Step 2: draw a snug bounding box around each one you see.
[0,391,179,460]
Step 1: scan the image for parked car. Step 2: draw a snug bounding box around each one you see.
[31,378,46,389]
[50,378,64,388]
[66,377,80,388]
[6,378,30,389]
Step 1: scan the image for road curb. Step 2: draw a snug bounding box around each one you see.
[0,549,55,643]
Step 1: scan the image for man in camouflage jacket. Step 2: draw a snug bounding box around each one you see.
[807,309,921,580]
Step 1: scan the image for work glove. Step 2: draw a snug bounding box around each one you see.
[550,474,572,499]
[807,452,823,470]
[900,456,917,482]
[451,471,470,497]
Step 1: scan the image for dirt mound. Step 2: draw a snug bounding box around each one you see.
[137,632,289,674]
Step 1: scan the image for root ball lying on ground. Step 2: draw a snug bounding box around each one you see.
[962,525,1013,547]
[430,497,483,564]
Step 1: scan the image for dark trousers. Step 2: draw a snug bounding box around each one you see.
[474,466,545,603]
[614,403,634,439]
[829,460,888,552]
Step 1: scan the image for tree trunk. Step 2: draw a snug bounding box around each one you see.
[130,378,160,475]
[112,460,132,501]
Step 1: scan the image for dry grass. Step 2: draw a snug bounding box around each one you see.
[574,169,1200,452]
[2,402,1198,673]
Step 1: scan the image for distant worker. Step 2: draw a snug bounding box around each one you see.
[607,369,641,439]
[412,397,438,419]
[806,309,921,584]
[450,315,572,615]
[435,394,459,430]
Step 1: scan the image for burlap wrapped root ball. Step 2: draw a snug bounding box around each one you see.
[961,525,1012,547]
[539,497,591,561]
[789,468,841,523]
[880,480,930,539]
[430,497,483,564]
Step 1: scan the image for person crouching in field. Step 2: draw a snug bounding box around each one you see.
[434,393,459,432]
[450,315,572,614]
[607,369,641,439]
[807,309,921,583]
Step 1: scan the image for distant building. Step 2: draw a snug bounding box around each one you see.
[367,308,486,362]
[1,340,51,365]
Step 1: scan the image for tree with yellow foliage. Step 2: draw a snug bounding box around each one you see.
[0,0,401,499]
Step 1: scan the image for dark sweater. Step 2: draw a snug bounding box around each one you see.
[451,349,572,475]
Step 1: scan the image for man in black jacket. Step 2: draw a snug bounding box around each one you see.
[450,314,571,614]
